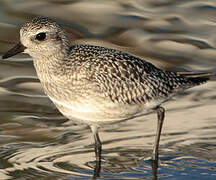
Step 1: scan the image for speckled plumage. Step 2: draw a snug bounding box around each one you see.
[68,44,200,104]
[12,17,207,124]
[2,16,210,163]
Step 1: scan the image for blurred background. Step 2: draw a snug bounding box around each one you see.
[0,0,216,179]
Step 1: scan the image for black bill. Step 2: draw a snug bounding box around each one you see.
[2,42,26,59]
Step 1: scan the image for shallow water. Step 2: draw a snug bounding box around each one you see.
[0,0,216,179]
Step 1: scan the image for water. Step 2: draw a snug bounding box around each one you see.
[0,0,216,179]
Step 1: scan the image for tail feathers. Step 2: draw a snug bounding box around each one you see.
[178,71,214,85]
[187,76,209,85]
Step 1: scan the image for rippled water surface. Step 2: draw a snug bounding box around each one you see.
[0,0,216,179]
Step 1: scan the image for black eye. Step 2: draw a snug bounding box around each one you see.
[36,32,46,41]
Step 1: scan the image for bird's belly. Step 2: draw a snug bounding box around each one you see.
[48,95,164,125]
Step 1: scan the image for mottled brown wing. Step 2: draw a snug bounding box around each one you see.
[88,52,183,105]
[70,44,201,105]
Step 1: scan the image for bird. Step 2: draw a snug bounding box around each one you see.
[2,16,210,164]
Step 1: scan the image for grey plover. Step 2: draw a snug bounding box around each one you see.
[2,17,210,162]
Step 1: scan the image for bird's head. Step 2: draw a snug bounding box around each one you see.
[2,16,70,60]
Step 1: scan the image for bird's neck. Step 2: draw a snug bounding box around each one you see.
[33,49,70,81]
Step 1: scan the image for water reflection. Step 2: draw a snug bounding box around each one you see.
[0,0,216,179]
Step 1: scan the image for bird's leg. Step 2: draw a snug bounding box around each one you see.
[90,125,102,178]
[151,159,158,180]
[90,125,102,162]
[151,106,165,162]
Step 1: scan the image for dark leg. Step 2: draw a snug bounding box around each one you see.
[93,158,101,179]
[151,159,158,180]
[90,125,102,178]
[151,106,165,162]
[90,125,102,162]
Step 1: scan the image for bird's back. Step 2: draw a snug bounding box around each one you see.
[68,44,207,104]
